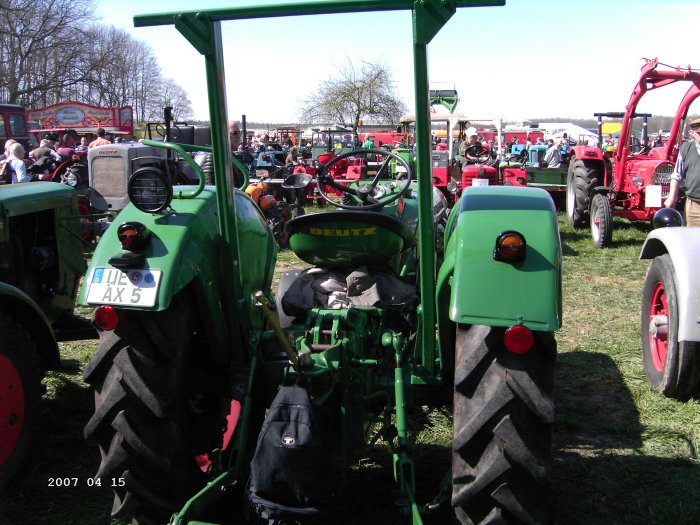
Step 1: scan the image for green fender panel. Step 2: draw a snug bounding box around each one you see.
[79,187,275,317]
[437,186,562,331]
[0,282,60,369]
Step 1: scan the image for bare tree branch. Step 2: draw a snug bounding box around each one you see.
[298,57,407,130]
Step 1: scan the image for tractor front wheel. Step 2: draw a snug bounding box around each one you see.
[0,314,41,492]
[83,292,228,525]
[590,193,613,248]
[566,158,601,229]
[641,254,700,400]
[452,324,556,524]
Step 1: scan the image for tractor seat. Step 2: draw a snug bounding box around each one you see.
[284,210,413,267]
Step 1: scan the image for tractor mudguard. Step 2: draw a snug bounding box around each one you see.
[640,227,700,343]
[79,188,276,356]
[570,144,605,162]
[438,186,562,331]
[0,282,60,370]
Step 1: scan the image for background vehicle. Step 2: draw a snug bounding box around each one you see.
[0,182,94,491]
[0,104,34,150]
[79,3,561,525]
[566,58,700,248]
[639,214,700,401]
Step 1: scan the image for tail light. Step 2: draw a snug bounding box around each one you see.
[494,231,526,262]
[117,222,149,250]
[93,305,119,331]
[504,325,533,354]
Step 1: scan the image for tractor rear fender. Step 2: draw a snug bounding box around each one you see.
[640,227,700,342]
[570,144,605,162]
[437,186,562,334]
[79,189,276,361]
[0,282,60,370]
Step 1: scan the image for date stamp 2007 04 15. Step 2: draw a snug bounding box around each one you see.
[47,477,125,487]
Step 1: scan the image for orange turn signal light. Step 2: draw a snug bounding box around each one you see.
[494,231,526,262]
[117,222,149,251]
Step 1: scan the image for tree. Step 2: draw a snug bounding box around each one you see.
[298,59,407,130]
[0,0,192,126]
[151,78,193,123]
[0,0,98,106]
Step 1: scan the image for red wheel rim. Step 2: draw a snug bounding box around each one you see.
[649,281,668,372]
[0,354,25,467]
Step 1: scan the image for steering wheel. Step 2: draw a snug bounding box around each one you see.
[464,144,491,163]
[316,148,412,210]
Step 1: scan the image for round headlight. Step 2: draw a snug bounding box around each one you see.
[128,167,172,213]
[446,181,459,194]
[64,173,79,187]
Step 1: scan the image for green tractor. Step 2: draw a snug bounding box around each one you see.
[0,182,94,491]
[79,1,561,524]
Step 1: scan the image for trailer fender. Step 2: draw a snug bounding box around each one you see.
[640,227,700,342]
[0,282,60,370]
[437,186,562,332]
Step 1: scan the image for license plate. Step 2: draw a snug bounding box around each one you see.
[86,267,161,307]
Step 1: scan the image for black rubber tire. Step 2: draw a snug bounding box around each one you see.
[452,324,556,525]
[0,314,42,492]
[566,158,601,229]
[83,292,227,525]
[589,193,613,248]
[641,255,700,400]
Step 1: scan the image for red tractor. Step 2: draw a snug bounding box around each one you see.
[566,58,700,248]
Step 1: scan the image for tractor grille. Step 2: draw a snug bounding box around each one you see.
[91,157,127,198]
[652,162,674,198]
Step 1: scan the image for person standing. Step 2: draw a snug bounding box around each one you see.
[7,143,30,183]
[362,135,375,149]
[229,120,241,152]
[664,118,700,226]
[544,138,563,168]
[89,128,111,149]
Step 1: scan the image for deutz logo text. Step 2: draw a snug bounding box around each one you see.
[309,227,377,237]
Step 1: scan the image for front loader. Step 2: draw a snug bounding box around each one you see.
[78,2,562,524]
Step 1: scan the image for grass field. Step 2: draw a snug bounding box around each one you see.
[1,213,699,525]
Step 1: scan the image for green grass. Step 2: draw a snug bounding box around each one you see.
[1,213,699,524]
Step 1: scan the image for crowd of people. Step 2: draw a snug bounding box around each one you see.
[0,127,128,184]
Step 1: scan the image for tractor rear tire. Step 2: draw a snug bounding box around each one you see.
[452,324,556,525]
[641,254,700,400]
[566,158,602,229]
[590,193,613,248]
[83,292,227,525]
[0,315,41,492]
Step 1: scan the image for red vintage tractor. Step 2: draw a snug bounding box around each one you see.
[566,58,700,248]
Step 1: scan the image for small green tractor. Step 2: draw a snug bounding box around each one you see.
[79,1,562,524]
[0,182,94,491]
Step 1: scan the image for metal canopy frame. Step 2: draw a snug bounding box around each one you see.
[134,0,503,400]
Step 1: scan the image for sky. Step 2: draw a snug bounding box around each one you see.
[95,0,700,125]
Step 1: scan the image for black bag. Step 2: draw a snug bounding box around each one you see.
[247,385,332,522]
[0,160,12,184]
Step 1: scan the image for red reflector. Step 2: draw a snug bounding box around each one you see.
[504,325,534,354]
[93,305,119,331]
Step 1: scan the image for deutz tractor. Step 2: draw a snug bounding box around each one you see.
[79,2,562,524]
[566,58,700,248]
[0,182,94,491]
